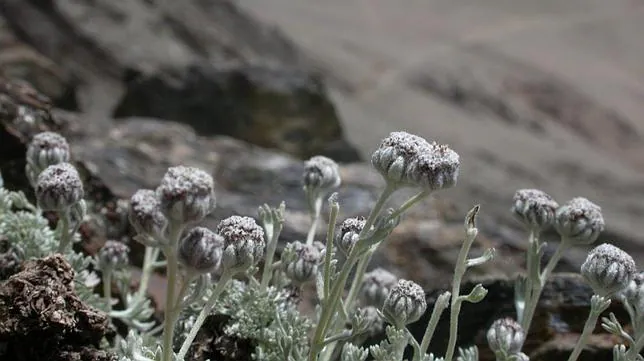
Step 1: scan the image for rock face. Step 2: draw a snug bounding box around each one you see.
[0,0,360,161]
[0,255,114,361]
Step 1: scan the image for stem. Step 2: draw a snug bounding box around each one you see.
[57,210,71,253]
[568,303,604,361]
[387,190,430,221]
[103,269,113,313]
[420,292,451,356]
[261,215,284,291]
[444,229,477,361]
[626,332,644,360]
[321,331,352,347]
[323,200,340,300]
[177,271,233,359]
[161,251,178,361]
[306,196,323,246]
[521,240,569,334]
[136,247,161,301]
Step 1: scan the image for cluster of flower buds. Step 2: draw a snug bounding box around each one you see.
[359,267,399,308]
[26,132,70,186]
[302,155,341,194]
[511,189,559,231]
[555,197,605,245]
[178,227,224,274]
[581,243,636,297]
[281,240,325,285]
[335,217,366,256]
[371,131,460,192]
[486,317,526,359]
[36,162,84,212]
[382,279,427,328]
[217,215,266,273]
[98,240,130,271]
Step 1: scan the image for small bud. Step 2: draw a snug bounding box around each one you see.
[26,132,70,176]
[359,267,398,308]
[581,243,636,297]
[555,197,604,245]
[486,318,525,356]
[36,163,84,211]
[464,284,488,303]
[129,189,168,245]
[511,189,559,231]
[282,241,324,285]
[178,227,224,274]
[336,217,366,255]
[351,306,384,337]
[303,155,341,192]
[156,166,216,225]
[405,142,460,192]
[217,215,266,272]
[382,279,427,328]
[623,272,644,315]
[98,240,129,270]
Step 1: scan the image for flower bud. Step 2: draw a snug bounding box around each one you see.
[359,268,398,308]
[129,189,168,245]
[372,131,430,186]
[282,241,324,285]
[26,131,70,176]
[98,240,129,271]
[156,166,216,225]
[217,215,265,272]
[336,217,366,255]
[351,306,383,337]
[178,227,224,274]
[486,317,525,356]
[382,279,427,328]
[511,189,558,231]
[36,163,84,211]
[623,272,644,314]
[303,155,341,192]
[405,142,460,192]
[581,243,636,297]
[555,197,604,245]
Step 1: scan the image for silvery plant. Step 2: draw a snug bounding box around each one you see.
[1,129,642,361]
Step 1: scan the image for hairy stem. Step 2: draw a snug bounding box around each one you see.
[306,196,323,246]
[260,213,284,291]
[103,269,113,314]
[420,292,451,356]
[57,210,72,253]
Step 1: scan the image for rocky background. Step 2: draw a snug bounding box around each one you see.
[0,0,642,360]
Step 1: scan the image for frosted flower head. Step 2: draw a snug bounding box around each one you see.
[555,197,605,245]
[581,243,636,297]
[405,142,460,191]
[156,166,216,225]
[486,318,525,356]
[511,189,559,231]
[336,217,366,256]
[178,227,224,274]
[282,241,325,285]
[371,131,459,191]
[98,240,129,270]
[36,163,84,211]
[129,189,168,244]
[217,215,265,272]
[382,279,427,328]
[303,155,341,192]
[360,267,399,308]
[26,131,70,175]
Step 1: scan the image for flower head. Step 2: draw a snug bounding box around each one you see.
[382,279,426,328]
[405,142,460,191]
[511,189,558,231]
[26,132,70,175]
[36,163,84,211]
[98,240,129,270]
[281,241,325,285]
[360,268,399,308]
[178,227,224,274]
[156,166,216,225]
[303,155,341,193]
[555,197,604,245]
[129,189,168,246]
[336,217,366,256]
[581,243,636,297]
[486,318,525,356]
[217,216,265,272]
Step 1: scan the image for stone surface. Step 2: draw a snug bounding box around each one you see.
[0,255,115,361]
[0,0,359,161]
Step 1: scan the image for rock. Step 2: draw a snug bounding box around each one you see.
[113,63,361,161]
[0,254,115,361]
[0,0,360,161]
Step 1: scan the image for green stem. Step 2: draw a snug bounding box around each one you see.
[57,210,71,253]
[260,215,283,291]
[567,306,603,361]
[323,200,340,301]
[321,331,352,347]
[103,269,113,314]
[387,190,430,221]
[161,251,179,361]
[419,292,451,356]
[307,196,323,246]
[444,229,477,361]
[177,271,233,359]
[136,247,161,301]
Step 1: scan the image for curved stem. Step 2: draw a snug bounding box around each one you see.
[177,271,233,359]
